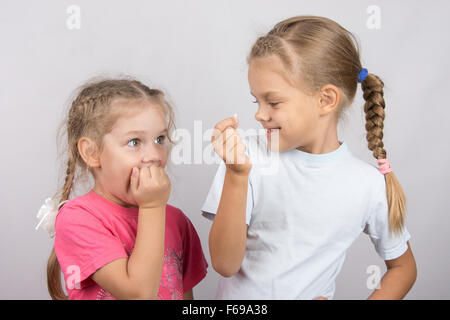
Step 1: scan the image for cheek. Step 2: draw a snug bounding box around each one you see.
[101,148,136,174]
[277,108,301,134]
[288,103,317,130]
[160,149,169,167]
[276,106,316,147]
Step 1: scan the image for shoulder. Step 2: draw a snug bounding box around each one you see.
[54,194,114,252]
[55,193,101,230]
[335,147,388,217]
[343,150,389,218]
[344,149,386,192]
[57,194,91,219]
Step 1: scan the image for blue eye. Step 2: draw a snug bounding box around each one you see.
[154,135,166,145]
[127,138,139,147]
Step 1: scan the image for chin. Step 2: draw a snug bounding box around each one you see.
[268,138,287,152]
[110,189,136,208]
[123,192,138,207]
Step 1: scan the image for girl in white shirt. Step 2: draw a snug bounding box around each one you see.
[202,16,417,300]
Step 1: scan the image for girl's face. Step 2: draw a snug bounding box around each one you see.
[248,55,322,152]
[94,100,169,207]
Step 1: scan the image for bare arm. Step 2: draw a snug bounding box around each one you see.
[209,169,249,277]
[208,116,251,277]
[367,242,417,300]
[91,166,170,299]
[92,207,165,299]
[183,289,193,300]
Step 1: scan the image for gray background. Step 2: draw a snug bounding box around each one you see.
[1,0,449,299]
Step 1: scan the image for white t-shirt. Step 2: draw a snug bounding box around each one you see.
[201,134,411,300]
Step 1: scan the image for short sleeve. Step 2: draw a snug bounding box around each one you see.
[54,204,128,287]
[181,215,208,292]
[201,161,253,225]
[363,184,411,261]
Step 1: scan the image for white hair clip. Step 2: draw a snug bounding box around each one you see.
[35,197,68,238]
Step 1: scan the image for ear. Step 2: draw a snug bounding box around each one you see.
[318,85,340,116]
[77,137,101,168]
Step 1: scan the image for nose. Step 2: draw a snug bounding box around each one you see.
[140,144,162,167]
[255,105,270,122]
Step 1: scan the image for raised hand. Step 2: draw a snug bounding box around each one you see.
[130,166,171,210]
[211,115,252,175]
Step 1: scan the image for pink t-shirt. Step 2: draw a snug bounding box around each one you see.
[54,190,208,300]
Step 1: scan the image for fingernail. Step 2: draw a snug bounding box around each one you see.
[233,114,238,127]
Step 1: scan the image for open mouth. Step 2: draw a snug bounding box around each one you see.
[266,128,281,139]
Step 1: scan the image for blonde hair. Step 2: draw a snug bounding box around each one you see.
[248,16,406,235]
[47,77,175,299]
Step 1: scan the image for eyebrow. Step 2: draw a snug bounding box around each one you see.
[250,91,282,100]
[124,129,168,136]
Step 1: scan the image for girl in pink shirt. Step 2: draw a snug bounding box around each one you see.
[41,78,207,300]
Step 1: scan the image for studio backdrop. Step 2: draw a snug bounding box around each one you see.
[1,0,449,299]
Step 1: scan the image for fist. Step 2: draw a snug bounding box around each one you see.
[130,166,171,209]
[211,115,251,174]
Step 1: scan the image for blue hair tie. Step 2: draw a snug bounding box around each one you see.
[358,68,368,83]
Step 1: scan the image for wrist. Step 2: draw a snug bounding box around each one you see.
[225,168,251,182]
[138,205,166,215]
[226,166,251,178]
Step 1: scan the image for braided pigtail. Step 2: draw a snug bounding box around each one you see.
[45,77,176,299]
[361,73,406,235]
[247,16,407,235]
[46,86,115,300]
[47,147,79,300]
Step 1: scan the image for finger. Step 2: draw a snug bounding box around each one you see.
[151,166,170,190]
[146,166,153,179]
[215,117,238,132]
[222,127,237,148]
[130,167,139,192]
[232,113,239,128]
[212,132,224,151]
[212,117,239,142]
[215,128,236,160]
[211,129,228,157]
[139,166,151,187]
[224,131,238,155]
[235,139,248,165]
[149,165,161,181]
[228,131,248,165]
[224,132,240,164]
[211,127,221,144]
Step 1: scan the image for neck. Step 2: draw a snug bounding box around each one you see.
[296,117,340,154]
